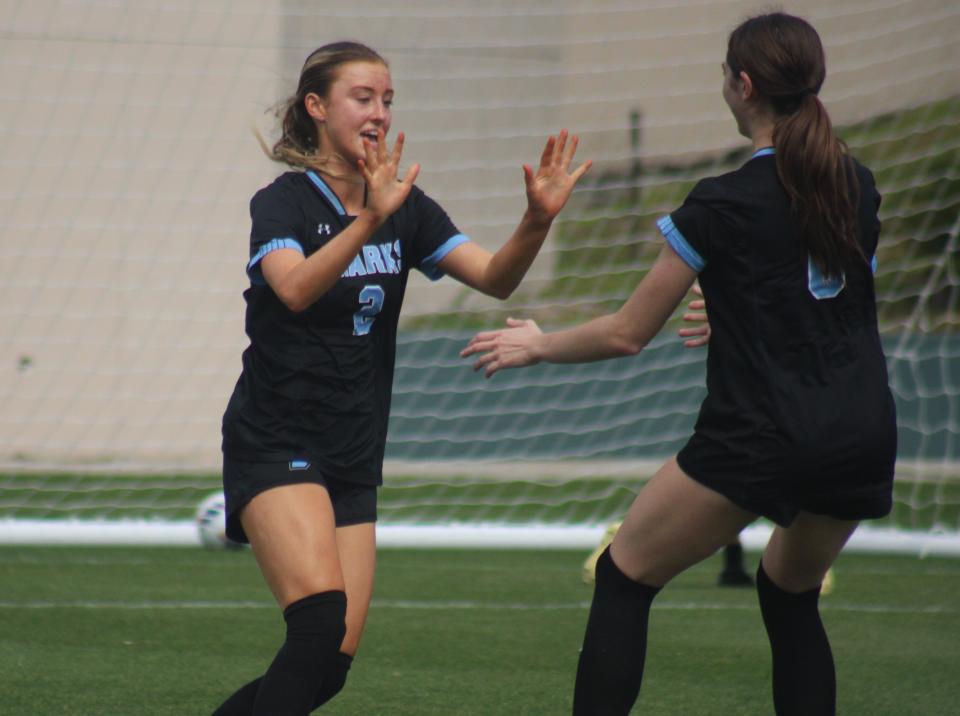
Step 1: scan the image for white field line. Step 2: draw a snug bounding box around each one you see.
[0,599,952,615]
[0,555,957,578]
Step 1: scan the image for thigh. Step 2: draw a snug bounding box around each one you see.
[241,482,344,609]
[762,511,859,592]
[335,522,376,656]
[611,456,757,586]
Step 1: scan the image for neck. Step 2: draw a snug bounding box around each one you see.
[319,171,366,213]
[749,116,776,152]
[750,129,774,152]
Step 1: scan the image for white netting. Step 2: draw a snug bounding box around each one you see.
[0,1,957,544]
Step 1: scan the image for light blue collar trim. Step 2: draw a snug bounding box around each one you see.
[306,171,346,216]
[752,147,775,158]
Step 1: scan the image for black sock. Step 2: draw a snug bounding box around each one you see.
[211,651,353,716]
[250,591,347,716]
[573,547,661,715]
[312,651,353,708]
[724,541,744,570]
[756,563,835,715]
[211,676,260,716]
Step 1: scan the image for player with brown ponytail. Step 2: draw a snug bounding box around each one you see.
[463,12,895,715]
[727,13,864,278]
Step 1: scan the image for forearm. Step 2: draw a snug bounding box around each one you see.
[481,210,553,298]
[533,252,694,364]
[270,211,381,311]
[535,312,645,364]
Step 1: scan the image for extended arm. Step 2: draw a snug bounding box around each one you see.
[438,130,592,300]
[461,244,697,377]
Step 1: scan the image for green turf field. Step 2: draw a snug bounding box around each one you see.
[0,547,957,715]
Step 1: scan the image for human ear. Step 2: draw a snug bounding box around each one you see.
[739,71,755,101]
[304,92,326,122]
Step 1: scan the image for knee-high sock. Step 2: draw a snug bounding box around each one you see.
[211,676,260,716]
[573,546,661,715]
[757,563,836,715]
[250,591,347,716]
[312,651,353,708]
[211,651,353,715]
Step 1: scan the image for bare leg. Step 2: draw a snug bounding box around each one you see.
[242,483,345,607]
[611,457,756,585]
[762,511,857,592]
[220,484,347,715]
[757,512,858,715]
[574,458,756,715]
[334,522,376,656]
[305,522,376,708]
[212,489,375,715]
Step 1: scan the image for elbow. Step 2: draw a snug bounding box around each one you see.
[616,337,645,357]
[609,315,646,356]
[478,276,514,301]
[284,298,311,314]
[274,285,313,313]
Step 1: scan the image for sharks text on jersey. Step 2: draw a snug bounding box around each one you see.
[341,240,402,278]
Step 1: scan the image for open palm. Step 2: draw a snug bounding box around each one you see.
[359,129,420,222]
[524,130,592,224]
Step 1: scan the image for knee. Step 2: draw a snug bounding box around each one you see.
[282,591,348,672]
[759,556,825,595]
[757,562,821,616]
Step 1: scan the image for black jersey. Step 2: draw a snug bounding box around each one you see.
[222,170,468,484]
[657,149,896,521]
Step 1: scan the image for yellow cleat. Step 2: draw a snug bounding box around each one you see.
[582,521,622,584]
[821,567,835,595]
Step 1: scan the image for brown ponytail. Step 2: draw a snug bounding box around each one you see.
[727,13,862,277]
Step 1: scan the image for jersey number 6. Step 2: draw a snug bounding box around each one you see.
[353,284,385,336]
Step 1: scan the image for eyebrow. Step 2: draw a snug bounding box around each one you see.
[349,85,393,95]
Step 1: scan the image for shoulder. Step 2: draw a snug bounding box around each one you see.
[848,156,877,190]
[686,156,782,214]
[685,167,753,209]
[401,183,433,211]
[250,171,310,211]
[395,183,450,224]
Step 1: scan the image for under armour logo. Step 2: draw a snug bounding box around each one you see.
[318,224,332,235]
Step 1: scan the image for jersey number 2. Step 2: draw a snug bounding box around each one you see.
[353,284,385,336]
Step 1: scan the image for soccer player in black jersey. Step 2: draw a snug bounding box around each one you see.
[463,13,895,715]
[212,42,591,715]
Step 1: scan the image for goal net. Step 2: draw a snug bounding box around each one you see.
[1,1,957,552]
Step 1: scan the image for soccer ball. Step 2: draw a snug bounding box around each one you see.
[194,491,242,549]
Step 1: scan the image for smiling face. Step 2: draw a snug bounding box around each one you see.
[309,60,394,166]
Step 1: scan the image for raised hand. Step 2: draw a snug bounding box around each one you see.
[678,283,711,348]
[358,129,420,224]
[524,130,593,225]
[460,317,543,379]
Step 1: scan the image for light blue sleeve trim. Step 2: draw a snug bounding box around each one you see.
[247,238,304,283]
[656,215,705,272]
[419,233,471,280]
[306,171,346,216]
[871,255,878,274]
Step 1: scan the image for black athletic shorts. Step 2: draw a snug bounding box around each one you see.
[222,457,378,543]
[676,450,894,528]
